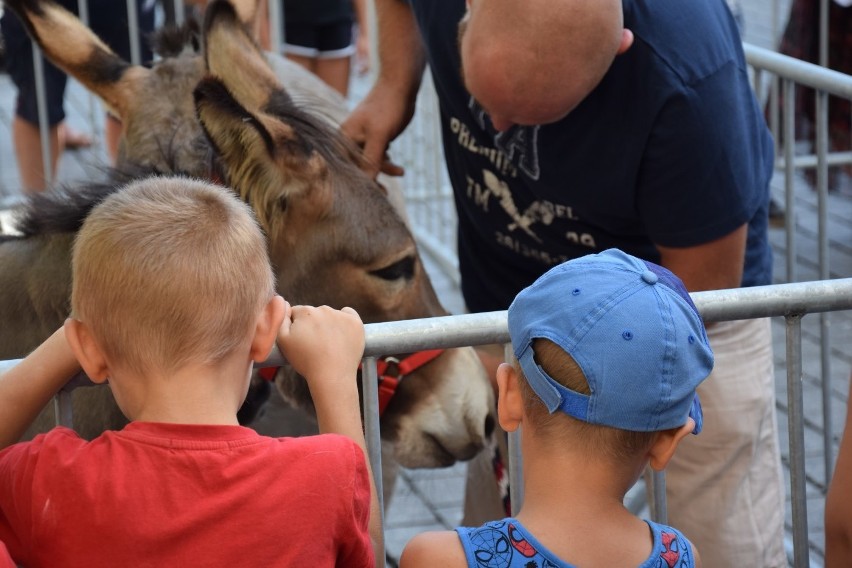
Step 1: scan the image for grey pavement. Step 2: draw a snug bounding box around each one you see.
[1,1,851,566]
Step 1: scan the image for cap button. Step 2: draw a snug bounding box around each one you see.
[641,270,658,284]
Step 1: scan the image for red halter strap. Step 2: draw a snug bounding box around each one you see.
[256,349,445,417]
[374,349,444,416]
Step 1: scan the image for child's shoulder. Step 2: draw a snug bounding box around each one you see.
[642,520,698,568]
[400,529,467,567]
[274,432,366,466]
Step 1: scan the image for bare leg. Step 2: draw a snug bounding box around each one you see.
[285,53,319,75]
[104,113,123,165]
[12,116,61,193]
[315,56,351,97]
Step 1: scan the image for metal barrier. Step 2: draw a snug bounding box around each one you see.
[1,278,850,566]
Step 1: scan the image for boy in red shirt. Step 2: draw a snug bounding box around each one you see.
[0,177,381,567]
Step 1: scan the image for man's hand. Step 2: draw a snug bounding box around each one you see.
[341,85,415,179]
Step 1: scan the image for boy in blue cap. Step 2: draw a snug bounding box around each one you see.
[400,249,714,567]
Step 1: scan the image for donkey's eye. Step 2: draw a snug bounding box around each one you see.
[277,196,288,211]
[370,256,416,281]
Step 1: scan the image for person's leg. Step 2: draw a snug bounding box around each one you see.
[12,117,61,193]
[314,57,352,98]
[314,21,356,97]
[285,52,319,75]
[2,9,68,193]
[104,113,123,165]
[665,318,786,567]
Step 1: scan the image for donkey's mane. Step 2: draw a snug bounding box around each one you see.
[10,165,179,238]
[263,91,368,175]
[149,18,202,58]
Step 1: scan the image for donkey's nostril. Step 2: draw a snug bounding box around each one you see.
[484,414,496,438]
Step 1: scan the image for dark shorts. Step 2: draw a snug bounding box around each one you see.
[283,20,355,59]
[0,0,154,126]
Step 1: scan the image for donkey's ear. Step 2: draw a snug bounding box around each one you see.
[202,0,284,113]
[194,77,331,224]
[3,0,149,120]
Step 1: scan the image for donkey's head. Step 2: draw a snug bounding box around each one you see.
[3,0,495,468]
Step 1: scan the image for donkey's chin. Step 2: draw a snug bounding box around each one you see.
[388,404,493,469]
[391,430,485,469]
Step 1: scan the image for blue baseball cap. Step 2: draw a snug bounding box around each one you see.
[507,249,714,434]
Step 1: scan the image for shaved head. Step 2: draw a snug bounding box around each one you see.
[459,0,627,130]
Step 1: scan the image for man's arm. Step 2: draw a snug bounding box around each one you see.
[656,224,747,293]
[825,373,852,568]
[276,305,383,568]
[0,325,80,449]
[341,0,427,178]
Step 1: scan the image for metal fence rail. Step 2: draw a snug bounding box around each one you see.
[2,278,851,566]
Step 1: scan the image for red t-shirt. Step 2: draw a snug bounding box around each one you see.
[0,541,14,568]
[0,423,373,567]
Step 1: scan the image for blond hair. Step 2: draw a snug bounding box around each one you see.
[516,339,657,464]
[71,176,275,375]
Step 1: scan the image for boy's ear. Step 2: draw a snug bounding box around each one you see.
[250,295,287,363]
[496,362,524,433]
[648,418,695,471]
[63,319,110,384]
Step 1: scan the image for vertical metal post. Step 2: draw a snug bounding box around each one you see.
[786,314,810,568]
[360,355,385,555]
[173,0,186,26]
[651,470,667,525]
[815,88,834,487]
[505,343,524,515]
[53,390,74,429]
[783,79,797,283]
[32,44,53,189]
[267,0,283,54]
[126,0,141,66]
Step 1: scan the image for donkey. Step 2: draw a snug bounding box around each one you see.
[0,0,494,472]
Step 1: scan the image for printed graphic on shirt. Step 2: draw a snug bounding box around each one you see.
[462,520,694,567]
[451,106,602,268]
[466,96,541,180]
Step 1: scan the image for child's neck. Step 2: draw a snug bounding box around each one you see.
[109,355,252,426]
[511,431,655,567]
[518,437,637,518]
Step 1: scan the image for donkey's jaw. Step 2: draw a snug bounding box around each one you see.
[386,346,495,468]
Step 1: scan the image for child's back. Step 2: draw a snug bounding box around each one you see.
[0,177,378,567]
[2,424,370,566]
[401,249,713,567]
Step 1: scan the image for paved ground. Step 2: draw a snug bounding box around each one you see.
[1,1,851,566]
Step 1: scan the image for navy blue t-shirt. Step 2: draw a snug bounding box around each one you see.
[408,0,774,312]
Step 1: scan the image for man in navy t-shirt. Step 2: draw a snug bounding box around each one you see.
[343,0,785,565]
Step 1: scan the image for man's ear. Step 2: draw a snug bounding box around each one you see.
[496,362,524,433]
[63,319,110,384]
[648,418,695,471]
[250,295,287,363]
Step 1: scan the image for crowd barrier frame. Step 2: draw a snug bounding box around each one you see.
[2,278,851,566]
[2,3,852,564]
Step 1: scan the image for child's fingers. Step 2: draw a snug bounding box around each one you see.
[340,306,360,319]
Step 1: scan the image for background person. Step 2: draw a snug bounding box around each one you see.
[0,0,155,192]
[279,0,370,98]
